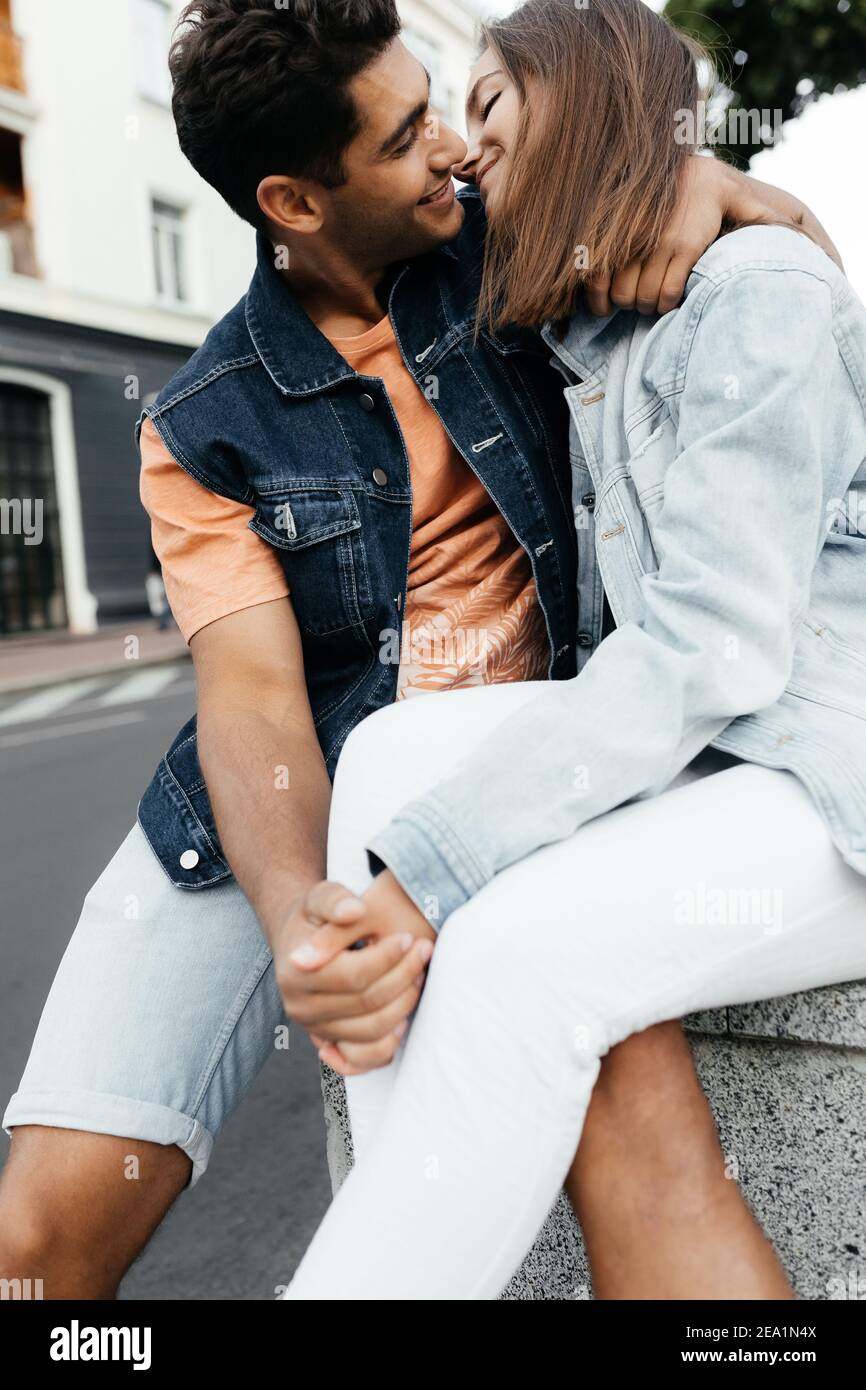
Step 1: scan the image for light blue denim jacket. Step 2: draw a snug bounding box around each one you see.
[366,225,866,927]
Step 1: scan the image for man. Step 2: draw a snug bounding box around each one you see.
[0,0,836,1298]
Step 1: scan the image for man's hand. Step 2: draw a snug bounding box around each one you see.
[585,155,843,318]
[290,872,437,1076]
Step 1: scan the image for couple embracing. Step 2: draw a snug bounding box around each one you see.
[3,0,866,1302]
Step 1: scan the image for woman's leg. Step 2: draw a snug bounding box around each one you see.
[325,685,552,1168]
[327,693,786,1299]
[294,687,866,1299]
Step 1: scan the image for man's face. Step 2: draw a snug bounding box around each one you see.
[323,39,468,265]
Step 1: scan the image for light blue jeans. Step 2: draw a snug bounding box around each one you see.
[285,681,866,1300]
[2,824,284,1187]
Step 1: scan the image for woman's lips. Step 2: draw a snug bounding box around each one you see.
[477,158,499,190]
[419,179,456,209]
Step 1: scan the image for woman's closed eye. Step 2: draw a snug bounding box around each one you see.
[481,91,501,122]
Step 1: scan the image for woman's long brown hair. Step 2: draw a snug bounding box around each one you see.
[477,0,710,332]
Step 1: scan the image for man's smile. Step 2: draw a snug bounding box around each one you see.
[418,178,456,208]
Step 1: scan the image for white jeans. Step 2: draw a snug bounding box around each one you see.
[284,682,866,1300]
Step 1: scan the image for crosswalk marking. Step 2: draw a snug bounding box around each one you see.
[0,662,192,730]
[0,678,104,728]
[97,665,183,707]
[0,711,145,749]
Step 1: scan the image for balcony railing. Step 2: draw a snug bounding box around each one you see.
[0,21,24,94]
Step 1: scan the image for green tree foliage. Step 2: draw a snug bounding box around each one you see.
[663,0,866,165]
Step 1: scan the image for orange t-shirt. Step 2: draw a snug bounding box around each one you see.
[140,314,549,697]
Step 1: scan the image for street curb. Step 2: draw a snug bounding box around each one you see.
[0,648,192,698]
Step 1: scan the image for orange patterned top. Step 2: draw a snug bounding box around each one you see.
[140,313,549,698]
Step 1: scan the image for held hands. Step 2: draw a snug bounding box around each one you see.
[275,873,436,1077]
[583,155,842,318]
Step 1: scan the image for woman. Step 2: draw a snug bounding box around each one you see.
[285,0,866,1299]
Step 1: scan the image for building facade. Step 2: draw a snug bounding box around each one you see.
[0,0,485,637]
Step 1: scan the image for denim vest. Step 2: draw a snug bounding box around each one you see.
[135,190,578,889]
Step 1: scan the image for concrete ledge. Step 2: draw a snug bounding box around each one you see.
[682,977,866,1049]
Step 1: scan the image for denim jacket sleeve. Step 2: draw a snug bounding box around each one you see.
[366,258,856,928]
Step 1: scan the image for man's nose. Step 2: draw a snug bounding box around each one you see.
[432,125,468,173]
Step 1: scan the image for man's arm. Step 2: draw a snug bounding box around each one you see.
[192,596,330,939]
[139,426,430,1055]
[191,596,432,1054]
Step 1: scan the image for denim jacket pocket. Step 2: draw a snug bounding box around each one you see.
[250,487,375,635]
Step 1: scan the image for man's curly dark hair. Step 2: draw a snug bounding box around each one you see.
[170,0,402,230]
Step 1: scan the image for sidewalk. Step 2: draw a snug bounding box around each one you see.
[0,623,190,695]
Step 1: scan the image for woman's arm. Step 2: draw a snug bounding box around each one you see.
[584,154,843,317]
[365,251,860,928]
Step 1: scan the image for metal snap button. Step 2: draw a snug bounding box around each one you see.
[359,393,375,411]
[581,492,596,510]
[576,632,594,648]
[372,468,388,486]
[180,849,200,870]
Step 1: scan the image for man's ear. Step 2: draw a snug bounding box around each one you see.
[257,174,325,236]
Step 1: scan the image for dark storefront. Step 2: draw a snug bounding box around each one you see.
[0,309,192,635]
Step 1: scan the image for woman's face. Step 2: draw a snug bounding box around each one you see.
[462,46,523,220]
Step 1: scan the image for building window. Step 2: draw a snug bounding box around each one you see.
[132,0,172,106]
[151,198,187,304]
[402,29,451,119]
[0,128,37,277]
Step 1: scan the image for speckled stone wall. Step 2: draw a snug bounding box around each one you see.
[320,977,866,1300]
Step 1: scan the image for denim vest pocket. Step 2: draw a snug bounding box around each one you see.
[250,487,375,635]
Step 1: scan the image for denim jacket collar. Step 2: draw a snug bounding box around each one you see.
[245,229,458,399]
[244,230,357,398]
[541,304,629,382]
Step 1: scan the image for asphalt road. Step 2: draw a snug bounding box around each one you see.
[0,666,332,1300]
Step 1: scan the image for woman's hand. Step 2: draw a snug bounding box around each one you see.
[585,155,843,318]
[291,872,437,1076]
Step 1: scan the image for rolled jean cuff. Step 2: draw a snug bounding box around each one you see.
[366,804,489,930]
[2,1087,214,1189]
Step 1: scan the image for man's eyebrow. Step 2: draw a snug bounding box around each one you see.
[466,68,503,118]
[377,68,432,155]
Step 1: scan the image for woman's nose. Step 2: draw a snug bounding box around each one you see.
[454,147,480,185]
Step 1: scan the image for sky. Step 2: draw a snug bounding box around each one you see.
[472,0,866,298]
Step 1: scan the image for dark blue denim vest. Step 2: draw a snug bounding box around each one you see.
[135,190,578,890]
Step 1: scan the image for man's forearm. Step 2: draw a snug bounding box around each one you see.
[198,704,332,949]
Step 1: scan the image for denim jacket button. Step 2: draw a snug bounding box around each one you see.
[372,468,388,486]
[359,393,375,411]
[581,492,596,510]
[576,631,594,647]
[180,849,200,870]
